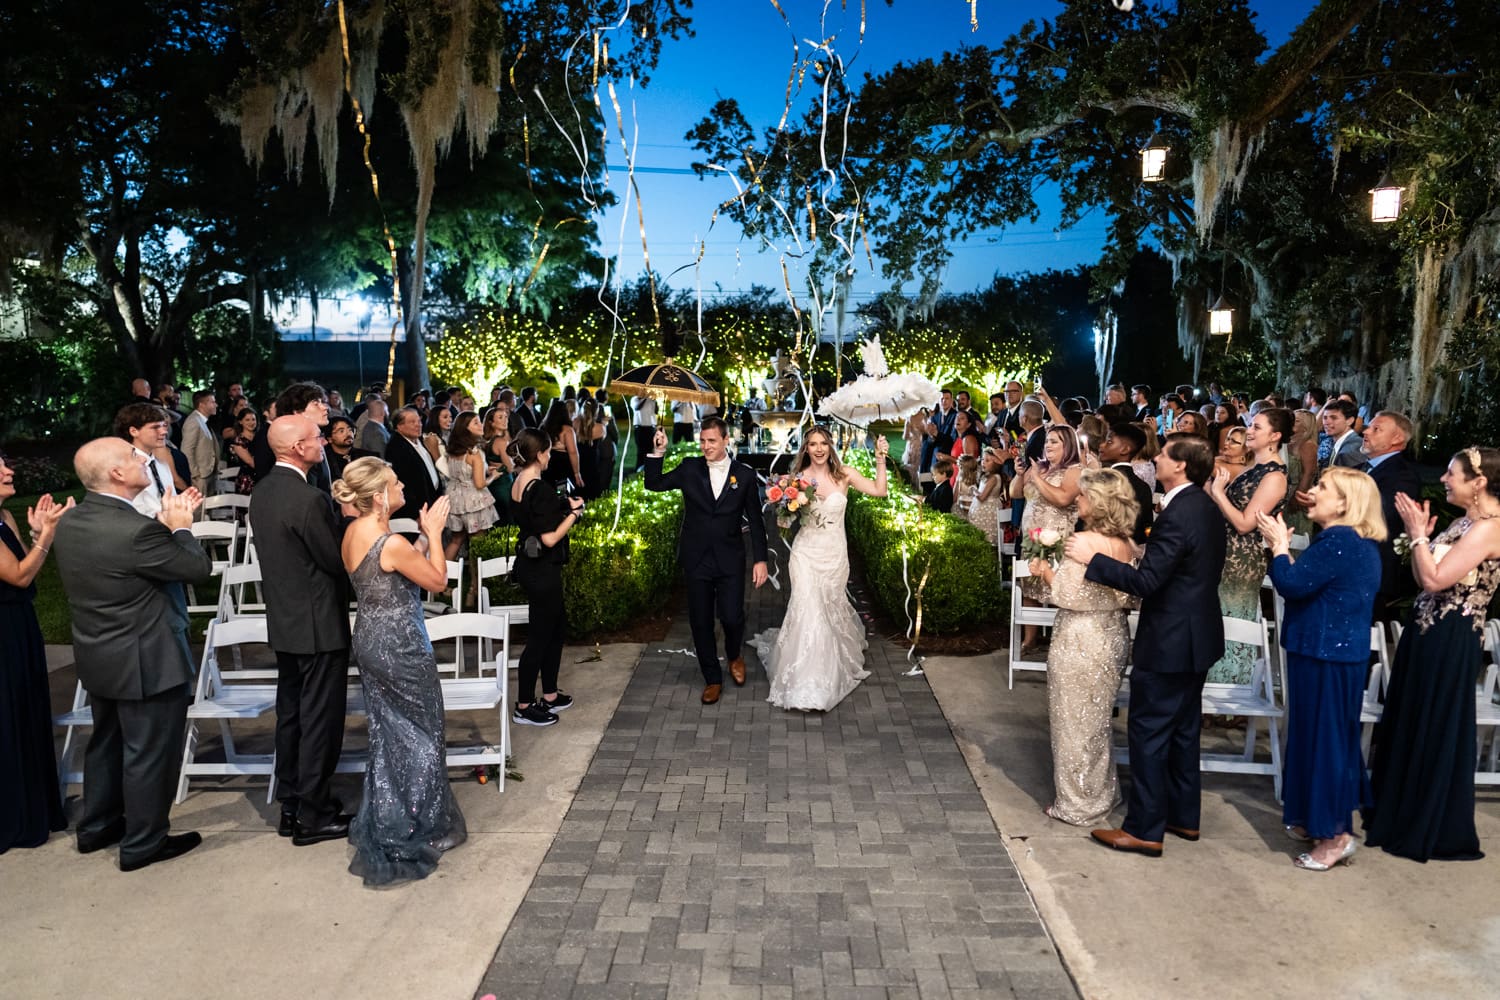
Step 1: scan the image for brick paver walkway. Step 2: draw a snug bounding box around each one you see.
[476,572,1077,1000]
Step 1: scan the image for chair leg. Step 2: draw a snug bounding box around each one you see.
[176,722,198,805]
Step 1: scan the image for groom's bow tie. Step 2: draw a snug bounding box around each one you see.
[707,457,732,471]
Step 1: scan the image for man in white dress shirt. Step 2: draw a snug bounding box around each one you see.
[114,402,179,517]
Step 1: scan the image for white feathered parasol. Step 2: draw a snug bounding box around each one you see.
[817,336,940,426]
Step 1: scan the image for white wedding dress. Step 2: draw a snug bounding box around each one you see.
[751,489,870,711]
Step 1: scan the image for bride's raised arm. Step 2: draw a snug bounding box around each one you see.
[845,436,889,498]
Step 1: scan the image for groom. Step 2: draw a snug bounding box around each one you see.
[645,416,769,704]
[1064,434,1226,857]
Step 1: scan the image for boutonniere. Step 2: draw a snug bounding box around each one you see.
[729,475,739,490]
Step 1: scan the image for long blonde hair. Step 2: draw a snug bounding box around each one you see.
[792,425,846,483]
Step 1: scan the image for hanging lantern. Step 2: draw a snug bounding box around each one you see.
[1370,172,1404,223]
[1141,133,1169,183]
[1209,293,1234,336]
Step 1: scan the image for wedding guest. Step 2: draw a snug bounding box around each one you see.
[1320,399,1363,469]
[508,429,585,727]
[1213,424,1248,481]
[1015,424,1084,656]
[1174,410,1208,441]
[966,448,1009,545]
[671,399,697,444]
[954,455,981,516]
[594,391,619,491]
[0,452,71,852]
[1285,408,1319,535]
[576,399,607,501]
[1257,466,1383,871]
[481,405,515,516]
[1131,422,1158,490]
[387,407,444,523]
[422,406,453,462]
[1096,423,1153,545]
[181,389,221,496]
[516,387,540,429]
[53,439,211,870]
[1209,403,1237,450]
[926,455,956,513]
[1359,411,1423,621]
[439,411,499,563]
[228,407,258,494]
[250,416,353,845]
[542,399,584,490]
[1204,408,1289,683]
[334,459,465,885]
[1131,384,1154,421]
[949,409,983,484]
[1367,446,1500,862]
[356,398,390,457]
[326,389,347,419]
[254,383,333,492]
[1069,435,1227,857]
[1029,468,1139,826]
[114,403,178,517]
[923,389,959,475]
[631,395,658,472]
[325,416,357,481]
[903,406,930,489]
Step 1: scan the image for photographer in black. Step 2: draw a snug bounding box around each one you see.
[508,428,584,727]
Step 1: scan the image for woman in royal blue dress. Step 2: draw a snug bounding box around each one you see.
[1257,466,1383,870]
[1367,446,1500,863]
[0,451,73,852]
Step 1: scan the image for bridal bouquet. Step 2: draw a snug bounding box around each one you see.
[1021,526,1068,567]
[766,473,819,539]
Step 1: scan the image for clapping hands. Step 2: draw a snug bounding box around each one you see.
[419,496,451,539]
[26,494,75,538]
[157,492,198,532]
[1208,467,1231,497]
[1255,510,1291,553]
[1393,492,1436,541]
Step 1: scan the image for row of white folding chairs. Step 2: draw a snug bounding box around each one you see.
[175,613,515,803]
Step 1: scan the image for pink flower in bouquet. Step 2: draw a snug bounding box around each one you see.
[767,485,784,502]
[785,487,801,501]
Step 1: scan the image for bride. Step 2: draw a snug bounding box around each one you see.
[752,426,889,711]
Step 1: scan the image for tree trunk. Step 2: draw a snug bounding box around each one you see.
[397,246,430,392]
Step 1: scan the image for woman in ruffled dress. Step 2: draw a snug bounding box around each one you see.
[438,411,499,561]
[1014,424,1084,656]
[1366,446,1500,863]
[966,447,1009,545]
[1028,468,1139,826]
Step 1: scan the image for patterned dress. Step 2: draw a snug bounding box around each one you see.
[1019,466,1079,605]
[1045,552,1134,825]
[441,453,499,534]
[1208,459,1285,684]
[1366,517,1500,861]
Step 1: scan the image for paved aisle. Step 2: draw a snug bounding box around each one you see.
[476,577,1077,999]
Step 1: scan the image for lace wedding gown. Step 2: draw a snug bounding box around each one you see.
[751,490,870,711]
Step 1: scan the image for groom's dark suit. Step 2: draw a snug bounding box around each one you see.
[1085,483,1226,842]
[249,464,351,828]
[644,453,768,686]
[53,493,212,865]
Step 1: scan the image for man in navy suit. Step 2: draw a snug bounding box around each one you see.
[1064,434,1227,857]
[644,416,769,704]
[1360,411,1423,622]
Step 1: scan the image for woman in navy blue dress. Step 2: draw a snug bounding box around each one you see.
[1257,466,1383,871]
[0,452,73,852]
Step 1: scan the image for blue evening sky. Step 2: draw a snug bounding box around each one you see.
[589,0,1315,305]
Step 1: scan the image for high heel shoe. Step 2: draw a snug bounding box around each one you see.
[1283,825,1313,843]
[1294,838,1357,871]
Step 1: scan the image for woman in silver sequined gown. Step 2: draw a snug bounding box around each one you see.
[1033,468,1141,826]
[751,428,889,712]
[333,459,467,886]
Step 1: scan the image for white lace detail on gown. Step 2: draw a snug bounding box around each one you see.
[751,490,870,711]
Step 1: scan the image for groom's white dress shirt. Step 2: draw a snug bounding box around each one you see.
[707,456,731,498]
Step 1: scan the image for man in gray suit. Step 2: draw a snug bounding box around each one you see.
[53,438,213,871]
[180,388,220,496]
[249,415,353,845]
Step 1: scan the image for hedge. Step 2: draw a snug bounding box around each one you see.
[468,453,687,639]
[841,449,1004,634]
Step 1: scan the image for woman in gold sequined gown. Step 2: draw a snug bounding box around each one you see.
[1029,468,1140,826]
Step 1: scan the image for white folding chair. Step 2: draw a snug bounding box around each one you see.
[1007,561,1055,688]
[53,683,93,798]
[426,614,512,790]
[1477,620,1500,784]
[200,493,251,523]
[1359,624,1393,757]
[175,618,280,803]
[186,520,240,614]
[475,554,525,674]
[218,561,267,620]
[1198,616,1285,799]
[388,517,420,536]
[426,559,467,674]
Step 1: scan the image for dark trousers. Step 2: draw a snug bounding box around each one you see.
[1123,670,1207,842]
[273,650,349,826]
[516,557,567,702]
[632,425,656,471]
[672,422,695,444]
[687,569,746,686]
[79,684,191,864]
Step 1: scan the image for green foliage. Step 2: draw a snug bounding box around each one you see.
[841,450,1002,635]
[469,459,687,639]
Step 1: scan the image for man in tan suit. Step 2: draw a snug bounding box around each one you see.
[180,388,220,496]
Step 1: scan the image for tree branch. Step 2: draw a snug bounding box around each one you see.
[960,92,1194,159]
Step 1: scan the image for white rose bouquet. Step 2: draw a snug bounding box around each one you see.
[1021,526,1068,567]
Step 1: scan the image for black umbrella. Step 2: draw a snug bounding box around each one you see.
[609,360,721,408]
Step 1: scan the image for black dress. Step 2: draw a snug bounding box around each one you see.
[577,434,603,501]
[1365,516,1498,862]
[0,520,67,852]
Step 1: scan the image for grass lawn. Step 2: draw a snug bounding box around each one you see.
[5,487,84,643]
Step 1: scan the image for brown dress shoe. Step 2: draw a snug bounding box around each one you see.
[1165,825,1200,842]
[728,657,747,686]
[701,683,722,704]
[1090,827,1163,857]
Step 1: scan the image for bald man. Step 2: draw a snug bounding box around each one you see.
[248,415,353,844]
[53,438,212,871]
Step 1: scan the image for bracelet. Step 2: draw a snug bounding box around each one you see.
[1411,536,1430,547]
